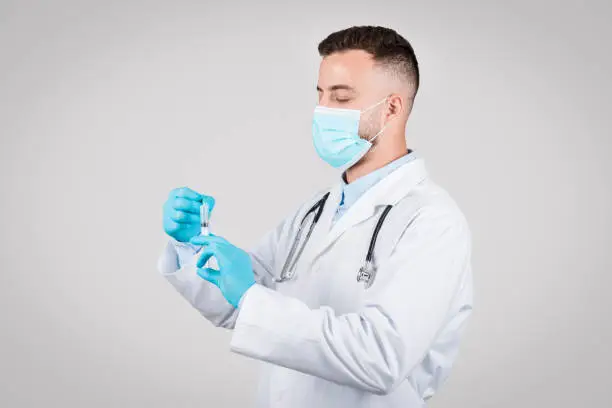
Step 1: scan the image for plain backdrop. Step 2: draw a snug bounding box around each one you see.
[1,0,611,407]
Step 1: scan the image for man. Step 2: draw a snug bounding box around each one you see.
[158,25,473,408]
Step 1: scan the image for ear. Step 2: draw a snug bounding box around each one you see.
[387,94,404,118]
[382,94,404,126]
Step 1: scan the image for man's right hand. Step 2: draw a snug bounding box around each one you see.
[163,187,215,242]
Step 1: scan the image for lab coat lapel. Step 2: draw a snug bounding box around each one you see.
[313,158,428,256]
[296,183,343,269]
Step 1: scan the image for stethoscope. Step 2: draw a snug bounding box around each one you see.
[275,192,393,288]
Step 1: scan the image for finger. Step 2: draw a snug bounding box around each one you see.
[164,219,180,233]
[173,197,201,214]
[173,187,204,202]
[189,233,214,249]
[210,248,231,270]
[196,247,218,268]
[170,210,199,224]
[189,234,229,246]
[190,235,212,246]
[168,187,182,199]
[197,268,220,287]
[169,187,201,201]
[196,241,232,270]
[201,195,216,212]
[193,241,233,271]
[189,234,230,246]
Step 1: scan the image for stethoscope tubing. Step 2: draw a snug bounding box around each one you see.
[277,191,393,284]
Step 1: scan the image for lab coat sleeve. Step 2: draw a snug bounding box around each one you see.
[157,238,239,329]
[157,217,286,329]
[228,208,472,395]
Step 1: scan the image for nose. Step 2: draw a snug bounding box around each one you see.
[317,95,331,108]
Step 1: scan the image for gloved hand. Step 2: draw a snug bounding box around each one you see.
[189,235,256,308]
[163,187,215,243]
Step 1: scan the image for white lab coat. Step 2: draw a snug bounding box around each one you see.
[157,157,473,408]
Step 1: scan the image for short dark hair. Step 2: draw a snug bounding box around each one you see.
[318,26,420,98]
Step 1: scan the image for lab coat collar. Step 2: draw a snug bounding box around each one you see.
[314,156,428,256]
[339,149,416,211]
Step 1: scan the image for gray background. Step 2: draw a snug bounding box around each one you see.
[1,0,610,407]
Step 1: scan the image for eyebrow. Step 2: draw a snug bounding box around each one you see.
[316,84,356,92]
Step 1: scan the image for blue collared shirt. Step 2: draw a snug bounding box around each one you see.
[333,150,416,224]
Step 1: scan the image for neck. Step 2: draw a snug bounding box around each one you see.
[345,132,408,184]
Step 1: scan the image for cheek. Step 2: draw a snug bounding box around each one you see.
[358,116,376,137]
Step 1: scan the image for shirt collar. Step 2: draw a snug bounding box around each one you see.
[340,149,416,206]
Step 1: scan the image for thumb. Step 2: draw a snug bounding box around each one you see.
[197,267,220,287]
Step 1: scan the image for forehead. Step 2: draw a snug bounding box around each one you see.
[317,49,377,88]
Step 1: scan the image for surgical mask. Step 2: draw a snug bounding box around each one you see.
[311,97,390,171]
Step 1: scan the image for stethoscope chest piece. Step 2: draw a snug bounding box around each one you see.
[356,259,377,289]
[356,204,393,289]
[277,191,393,289]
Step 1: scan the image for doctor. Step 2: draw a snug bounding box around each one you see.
[158,25,473,408]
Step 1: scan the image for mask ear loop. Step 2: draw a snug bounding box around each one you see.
[367,96,395,144]
[367,123,388,143]
[360,96,389,114]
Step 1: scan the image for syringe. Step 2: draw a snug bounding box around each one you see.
[196,202,214,267]
[200,201,210,236]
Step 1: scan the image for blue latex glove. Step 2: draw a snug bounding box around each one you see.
[189,235,256,308]
[163,187,215,243]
